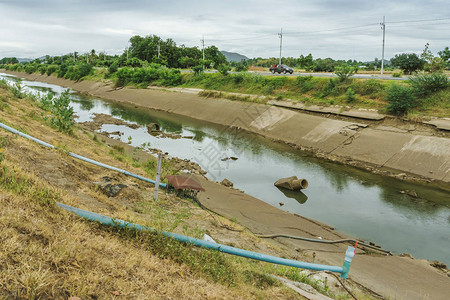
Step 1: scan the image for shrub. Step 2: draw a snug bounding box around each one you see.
[321,78,336,97]
[11,82,24,98]
[392,72,402,78]
[160,69,182,86]
[38,65,47,75]
[345,87,357,103]
[409,73,449,96]
[46,65,57,76]
[235,62,248,72]
[334,65,356,81]
[25,64,37,74]
[115,67,134,86]
[359,79,384,96]
[108,62,119,74]
[217,64,230,76]
[40,90,74,133]
[192,65,203,75]
[296,76,315,93]
[386,84,417,115]
[49,90,74,132]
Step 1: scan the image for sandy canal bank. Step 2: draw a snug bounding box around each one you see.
[2,70,449,299]
[3,70,449,187]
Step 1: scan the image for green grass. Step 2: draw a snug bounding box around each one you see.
[0,165,59,206]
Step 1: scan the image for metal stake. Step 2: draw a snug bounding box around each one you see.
[153,153,163,200]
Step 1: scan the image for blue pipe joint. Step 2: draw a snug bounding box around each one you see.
[341,246,355,279]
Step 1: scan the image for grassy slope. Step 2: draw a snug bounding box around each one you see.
[0,82,307,299]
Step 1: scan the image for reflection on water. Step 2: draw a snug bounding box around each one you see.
[277,187,308,204]
[1,72,449,265]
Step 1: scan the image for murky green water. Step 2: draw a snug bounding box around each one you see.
[1,73,449,264]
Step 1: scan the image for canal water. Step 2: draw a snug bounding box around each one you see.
[1,73,449,264]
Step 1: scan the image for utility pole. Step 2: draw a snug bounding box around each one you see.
[157,40,161,58]
[278,28,283,65]
[381,16,386,75]
[201,35,205,69]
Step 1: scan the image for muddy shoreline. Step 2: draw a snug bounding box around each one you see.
[2,70,449,189]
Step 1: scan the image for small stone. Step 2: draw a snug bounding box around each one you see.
[220,178,233,188]
[430,260,447,270]
[279,202,284,206]
[406,190,418,198]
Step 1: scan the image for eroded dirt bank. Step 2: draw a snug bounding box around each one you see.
[3,70,449,186]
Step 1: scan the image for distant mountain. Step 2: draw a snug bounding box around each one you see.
[16,56,47,63]
[17,58,34,63]
[364,59,391,66]
[221,51,249,63]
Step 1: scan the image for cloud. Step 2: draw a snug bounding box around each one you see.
[0,0,448,60]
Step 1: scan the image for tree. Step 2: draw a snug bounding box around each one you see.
[421,43,445,73]
[390,53,425,74]
[438,46,450,68]
[298,54,313,69]
[204,46,227,68]
[334,65,356,81]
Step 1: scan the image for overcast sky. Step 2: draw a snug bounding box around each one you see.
[0,0,449,61]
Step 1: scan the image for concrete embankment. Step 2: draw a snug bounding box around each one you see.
[3,70,450,184]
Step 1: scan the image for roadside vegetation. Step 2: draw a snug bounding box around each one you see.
[1,36,449,117]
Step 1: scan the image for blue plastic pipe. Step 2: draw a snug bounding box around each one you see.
[57,203,354,277]
[0,122,166,188]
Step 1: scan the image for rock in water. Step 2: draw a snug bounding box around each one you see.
[274,176,308,190]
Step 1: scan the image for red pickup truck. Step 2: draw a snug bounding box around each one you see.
[269,64,293,74]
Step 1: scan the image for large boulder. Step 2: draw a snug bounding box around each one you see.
[274,176,308,190]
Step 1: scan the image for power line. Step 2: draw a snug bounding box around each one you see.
[386,17,450,24]
[284,23,379,35]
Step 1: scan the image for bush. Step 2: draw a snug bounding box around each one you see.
[41,89,74,133]
[108,62,118,74]
[386,84,417,115]
[160,69,182,86]
[409,73,449,96]
[64,63,92,81]
[25,64,37,74]
[334,65,356,81]
[235,62,248,72]
[11,82,24,98]
[38,65,47,75]
[392,72,402,78]
[192,65,204,75]
[115,67,134,86]
[321,78,336,97]
[296,76,315,93]
[217,64,230,76]
[46,65,57,76]
[345,87,357,103]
